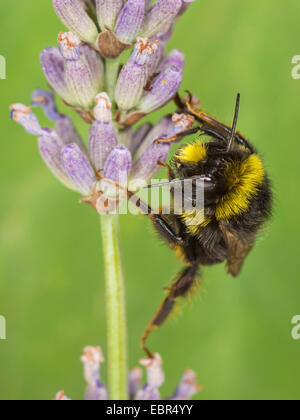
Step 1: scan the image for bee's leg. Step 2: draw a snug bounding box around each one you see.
[157,160,176,181]
[141,264,199,358]
[97,174,184,245]
[154,127,201,145]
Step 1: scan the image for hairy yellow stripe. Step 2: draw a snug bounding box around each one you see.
[216,154,265,221]
[176,141,207,163]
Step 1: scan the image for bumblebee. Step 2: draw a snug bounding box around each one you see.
[138,93,273,356]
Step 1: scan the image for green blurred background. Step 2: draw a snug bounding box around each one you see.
[0,0,300,400]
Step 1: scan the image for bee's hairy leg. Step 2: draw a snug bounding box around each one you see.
[155,127,201,145]
[141,264,199,357]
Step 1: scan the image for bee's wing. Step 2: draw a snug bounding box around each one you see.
[219,222,255,277]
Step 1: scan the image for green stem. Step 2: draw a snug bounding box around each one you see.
[105,58,120,104]
[100,214,128,400]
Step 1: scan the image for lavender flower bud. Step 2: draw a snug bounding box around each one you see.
[96,0,124,31]
[129,368,143,399]
[135,354,165,400]
[114,0,145,44]
[103,145,132,187]
[130,122,153,155]
[10,104,43,136]
[158,49,185,73]
[40,47,74,104]
[55,391,71,400]
[138,65,183,113]
[81,346,108,401]
[134,116,172,157]
[139,0,183,38]
[61,143,96,195]
[89,93,118,171]
[31,89,87,153]
[39,129,77,190]
[58,32,102,108]
[130,142,170,186]
[169,369,202,400]
[115,38,158,111]
[80,44,105,89]
[52,0,99,43]
[170,113,194,136]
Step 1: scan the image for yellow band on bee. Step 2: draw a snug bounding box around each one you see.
[176,141,207,163]
[216,154,265,221]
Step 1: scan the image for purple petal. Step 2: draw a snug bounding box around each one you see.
[158,49,185,73]
[91,94,118,169]
[114,0,145,44]
[130,141,170,185]
[10,104,43,136]
[129,367,143,399]
[169,369,202,400]
[56,115,87,153]
[138,66,183,113]
[80,44,105,88]
[96,0,124,31]
[135,353,165,400]
[31,89,61,121]
[115,39,158,110]
[89,122,118,171]
[38,130,76,190]
[139,0,182,38]
[81,346,109,401]
[61,143,96,195]
[52,0,99,43]
[40,47,73,104]
[134,116,172,158]
[64,58,101,108]
[103,145,132,187]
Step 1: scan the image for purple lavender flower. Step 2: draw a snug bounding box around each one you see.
[96,0,124,31]
[138,66,183,114]
[89,93,118,171]
[58,32,103,108]
[114,0,145,44]
[55,346,202,401]
[139,0,183,38]
[52,0,99,43]
[115,38,158,111]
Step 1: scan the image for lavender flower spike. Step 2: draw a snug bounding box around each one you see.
[89,93,118,171]
[58,32,103,108]
[138,66,183,114]
[96,0,124,31]
[115,38,158,111]
[139,0,183,39]
[52,0,99,44]
[10,104,43,136]
[114,0,145,44]
[81,346,108,401]
[61,143,96,196]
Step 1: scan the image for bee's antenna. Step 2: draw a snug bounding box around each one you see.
[227,93,241,152]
